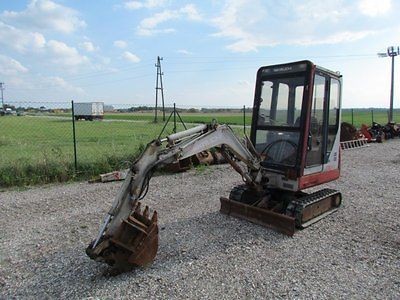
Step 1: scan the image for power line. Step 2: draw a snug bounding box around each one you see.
[3,53,381,92]
[163,53,377,62]
[15,53,378,84]
[5,55,374,92]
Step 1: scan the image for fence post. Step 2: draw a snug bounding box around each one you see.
[71,100,78,173]
[173,103,177,133]
[243,105,246,135]
[351,109,354,125]
[371,108,374,124]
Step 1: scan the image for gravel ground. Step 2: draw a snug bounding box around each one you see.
[1,140,399,299]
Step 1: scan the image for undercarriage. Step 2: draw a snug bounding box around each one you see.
[221,185,341,236]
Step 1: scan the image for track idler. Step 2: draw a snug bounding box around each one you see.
[86,202,158,272]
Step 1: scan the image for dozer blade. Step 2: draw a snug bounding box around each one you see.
[220,189,342,235]
[220,197,296,236]
[86,202,158,272]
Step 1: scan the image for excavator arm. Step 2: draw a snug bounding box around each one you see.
[86,123,262,271]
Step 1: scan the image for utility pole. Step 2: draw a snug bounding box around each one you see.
[0,82,4,112]
[154,56,165,122]
[378,46,399,123]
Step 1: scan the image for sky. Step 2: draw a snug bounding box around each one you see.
[0,0,399,108]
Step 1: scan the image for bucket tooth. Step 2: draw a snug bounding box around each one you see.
[134,201,142,214]
[151,211,158,222]
[143,206,149,218]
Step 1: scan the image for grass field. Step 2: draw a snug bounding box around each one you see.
[1,108,399,187]
[105,112,252,125]
[0,116,192,187]
[58,109,400,128]
[341,109,400,128]
[56,111,252,125]
[83,109,400,128]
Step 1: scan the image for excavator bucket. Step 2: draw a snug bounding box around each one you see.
[86,202,158,272]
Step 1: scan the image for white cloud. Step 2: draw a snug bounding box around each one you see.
[358,0,391,17]
[140,10,178,29]
[4,73,84,96]
[80,41,97,52]
[137,27,175,36]
[211,0,385,52]
[47,40,89,66]
[295,30,378,46]
[211,0,267,52]
[177,49,193,55]
[137,9,178,36]
[46,76,84,94]
[294,1,349,23]
[0,55,29,76]
[113,40,128,49]
[0,22,88,68]
[123,51,141,63]
[125,1,143,10]
[124,0,166,10]
[225,38,263,53]
[0,22,46,53]
[180,4,202,21]
[1,0,86,33]
[136,4,201,36]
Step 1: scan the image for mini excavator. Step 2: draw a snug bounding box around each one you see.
[86,61,343,271]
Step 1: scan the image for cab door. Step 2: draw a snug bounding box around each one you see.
[304,70,341,177]
[304,72,327,174]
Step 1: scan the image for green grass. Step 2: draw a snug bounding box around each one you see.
[57,109,400,128]
[341,109,400,128]
[1,108,399,187]
[55,111,252,125]
[104,112,252,125]
[0,116,191,187]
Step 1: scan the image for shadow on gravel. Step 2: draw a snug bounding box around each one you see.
[78,210,290,276]
[87,210,290,276]
[154,210,289,266]
[93,210,290,276]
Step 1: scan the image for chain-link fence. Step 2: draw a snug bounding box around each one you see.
[341,108,400,128]
[0,101,75,187]
[0,101,250,187]
[1,102,398,187]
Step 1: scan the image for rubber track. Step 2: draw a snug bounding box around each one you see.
[286,188,341,228]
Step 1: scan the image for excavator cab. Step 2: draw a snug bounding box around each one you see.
[250,60,342,191]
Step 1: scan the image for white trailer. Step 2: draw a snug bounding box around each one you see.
[73,102,104,121]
